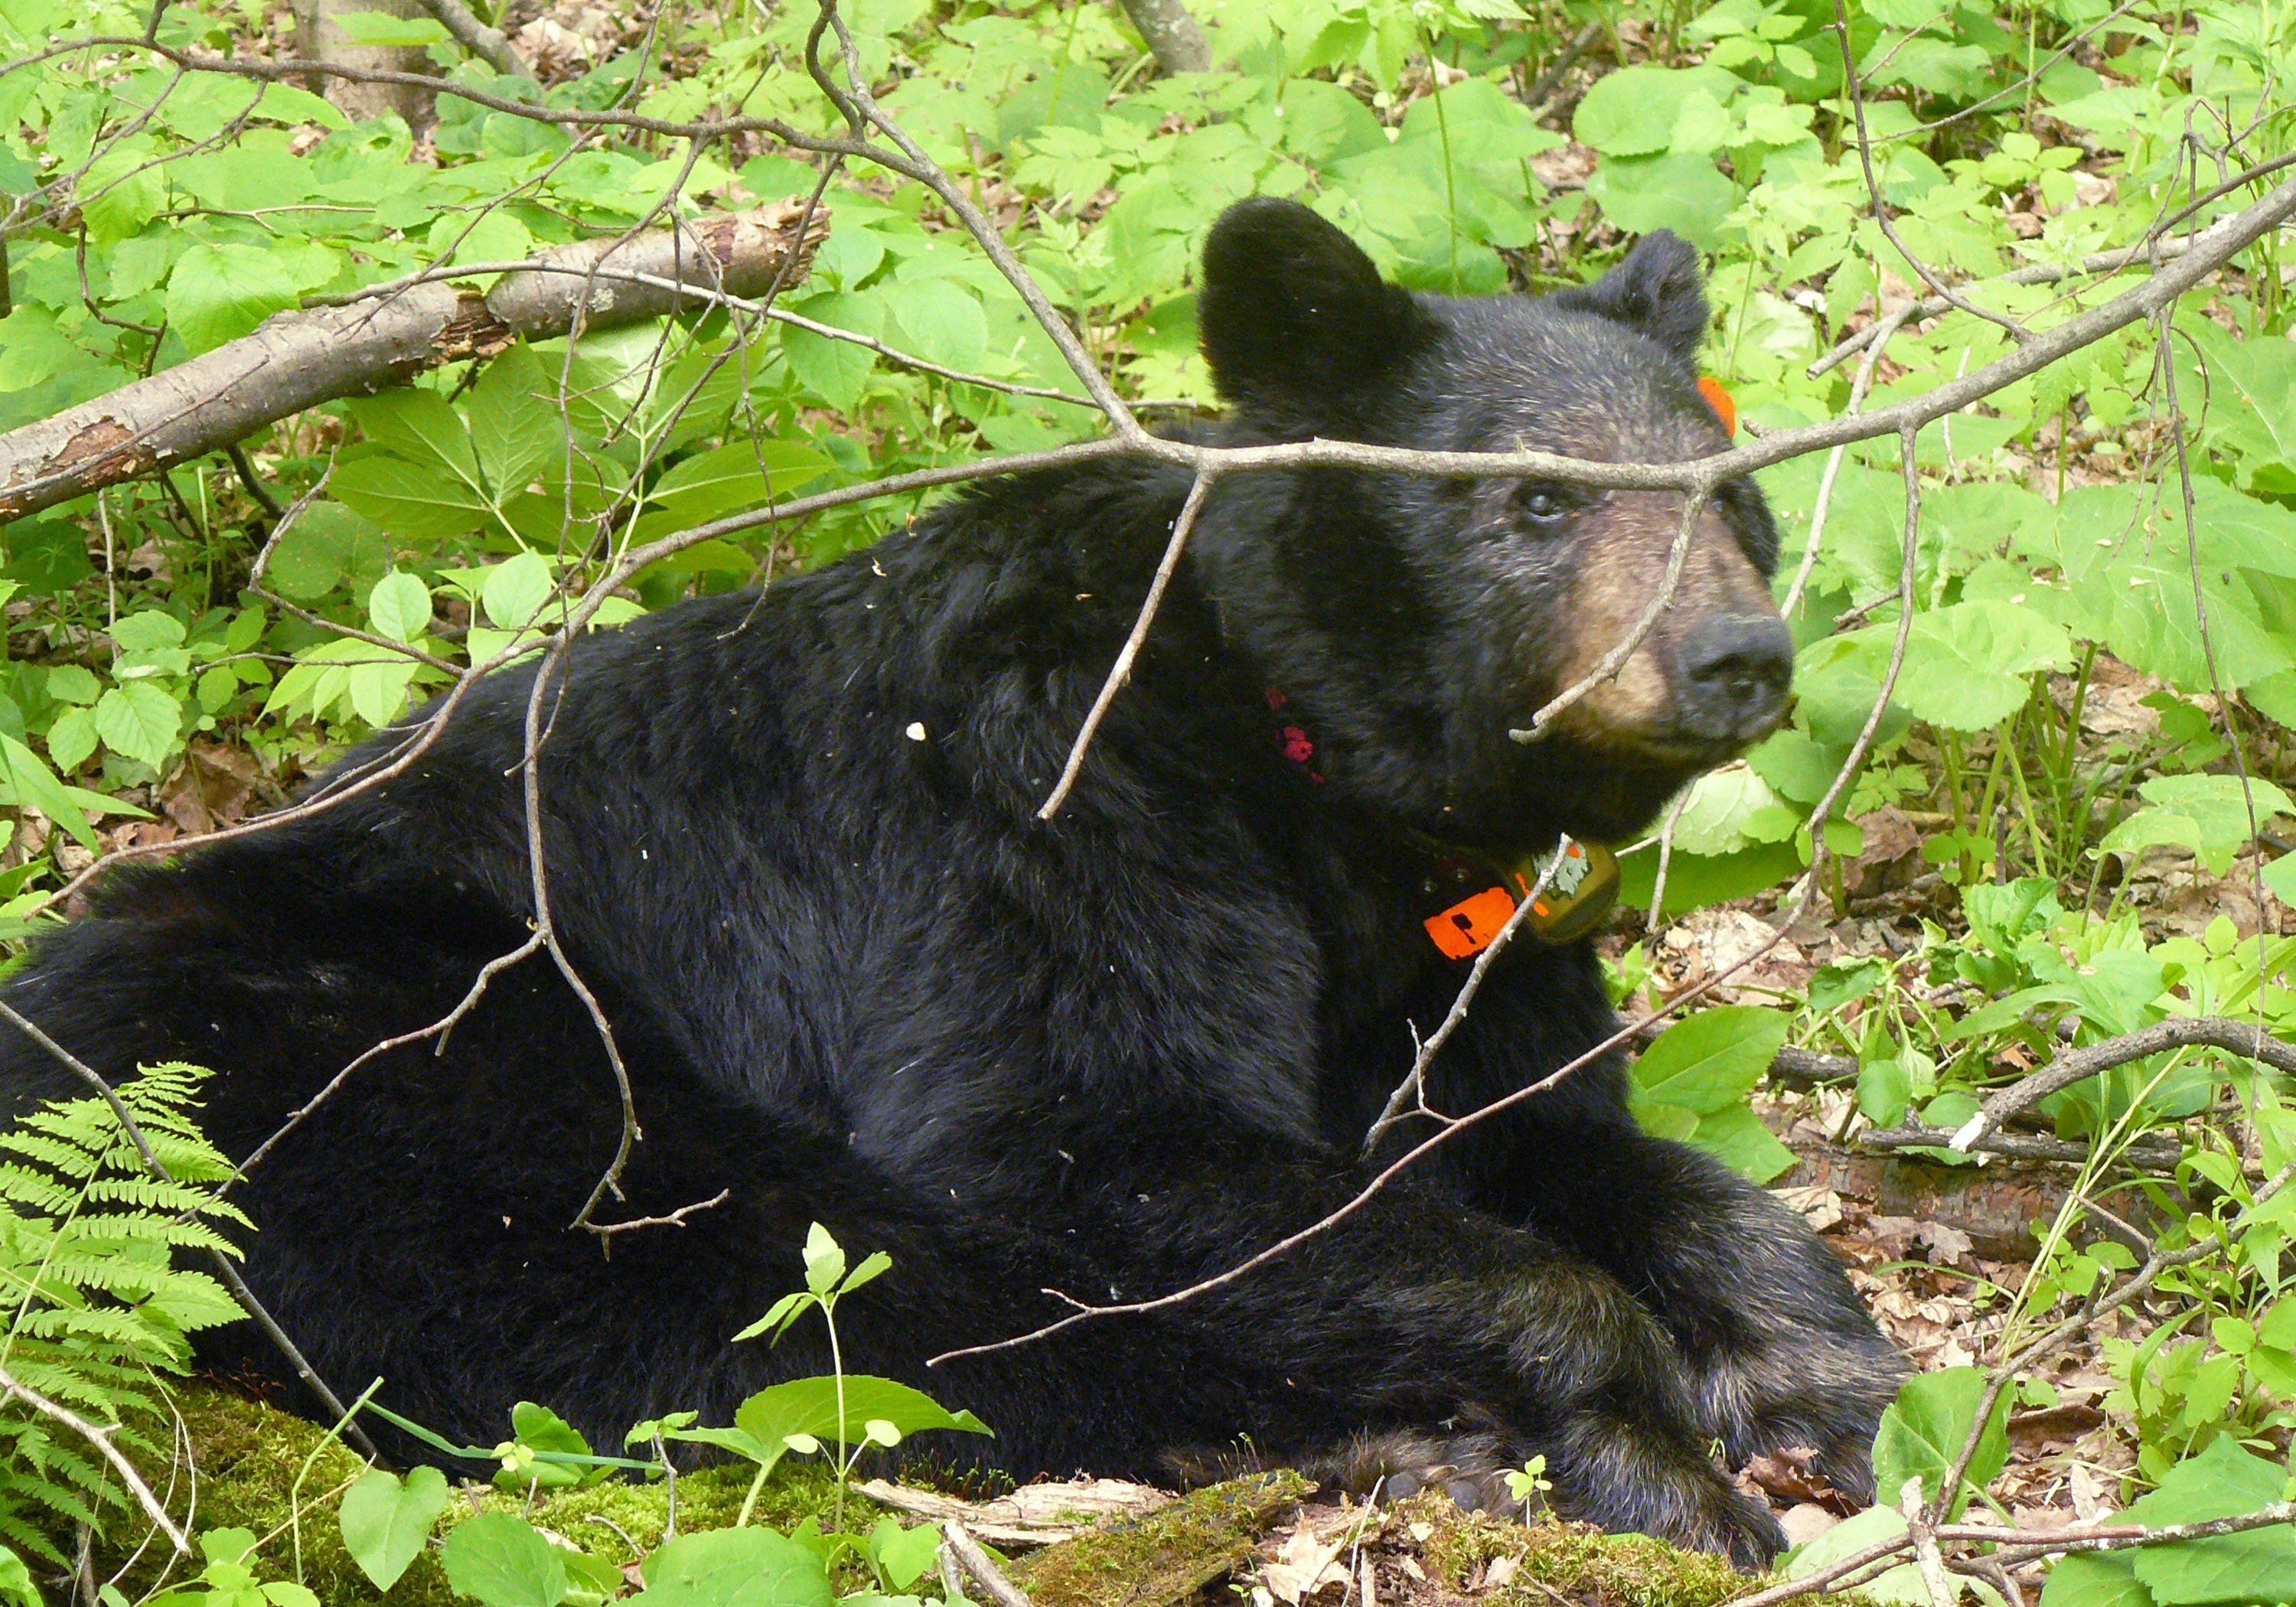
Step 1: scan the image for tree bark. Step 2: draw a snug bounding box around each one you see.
[1114,0,1210,75]
[0,201,827,523]
[294,0,436,125]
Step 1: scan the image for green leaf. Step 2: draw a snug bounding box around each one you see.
[347,390,484,489]
[440,1514,567,1607]
[801,1221,846,1296]
[481,553,556,631]
[2038,1553,2152,1607]
[2102,775,2296,876]
[44,666,99,706]
[90,683,181,769]
[109,611,185,653]
[0,1543,41,1607]
[368,571,434,644]
[1685,1102,1796,1183]
[331,11,452,43]
[1890,601,2072,732]
[466,347,565,493]
[1575,66,1717,156]
[1871,1367,2008,1516]
[331,456,497,543]
[634,440,836,539]
[339,1466,452,1592]
[638,1527,833,1607]
[891,278,988,372]
[1583,152,1740,249]
[731,1374,991,1454]
[2124,1437,2296,1605]
[1668,762,1792,856]
[1631,1006,1792,1115]
[265,504,393,602]
[165,244,301,355]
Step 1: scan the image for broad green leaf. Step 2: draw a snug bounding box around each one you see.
[634,440,837,538]
[109,611,185,653]
[466,347,565,493]
[2038,1553,2151,1607]
[1631,1006,1792,1115]
[1583,152,1739,249]
[90,682,181,768]
[44,666,98,706]
[1872,1366,2008,1516]
[331,11,452,44]
[1668,762,1794,856]
[1891,601,2072,732]
[265,505,393,601]
[482,552,556,631]
[339,1466,452,1592]
[165,243,300,354]
[638,1527,833,1607]
[892,277,988,373]
[2102,775,2296,876]
[2125,1436,2296,1605]
[801,1221,846,1295]
[368,571,434,644]
[78,142,167,245]
[1684,1102,1796,1183]
[440,1513,566,1607]
[331,456,498,543]
[731,1374,990,1454]
[347,390,485,489]
[1574,66,1732,156]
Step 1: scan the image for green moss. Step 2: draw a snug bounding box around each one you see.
[1007,1472,1309,1607]
[1408,1495,1847,1607]
[90,1387,846,1607]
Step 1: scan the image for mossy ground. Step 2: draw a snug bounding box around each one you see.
[1401,1495,1841,1607]
[70,1390,1836,1607]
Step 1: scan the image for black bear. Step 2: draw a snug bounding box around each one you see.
[0,199,1901,1564]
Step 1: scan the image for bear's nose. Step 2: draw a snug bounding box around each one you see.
[1671,614,1795,741]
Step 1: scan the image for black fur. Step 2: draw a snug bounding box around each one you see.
[0,202,1900,1566]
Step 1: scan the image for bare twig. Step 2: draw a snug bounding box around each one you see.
[1037,471,1216,818]
[1358,837,1571,1159]
[0,1361,189,1555]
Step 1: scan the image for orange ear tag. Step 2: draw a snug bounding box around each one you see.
[1698,376,1738,437]
[1424,887,1518,960]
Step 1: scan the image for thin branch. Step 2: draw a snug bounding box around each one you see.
[1036,471,1216,819]
[1358,836,1571,1160]
[0,1361,188,1555]
[413,0,521,76]
[1830,0,2032,347]
[1949,1016,2296,1152]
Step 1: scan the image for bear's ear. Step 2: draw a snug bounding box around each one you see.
[1545,230,1710,363]
[1198,198,1423,413]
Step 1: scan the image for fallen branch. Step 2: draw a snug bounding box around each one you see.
[943,1520,1032,1607]
[0,200,827,520]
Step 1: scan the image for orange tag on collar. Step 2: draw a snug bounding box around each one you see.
[1425,886,1518,960]
[1698,376,1737,436]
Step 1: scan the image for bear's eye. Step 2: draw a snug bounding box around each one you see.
[1512,484,1573,523]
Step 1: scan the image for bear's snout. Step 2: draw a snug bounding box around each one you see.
[1668,612,1794,745]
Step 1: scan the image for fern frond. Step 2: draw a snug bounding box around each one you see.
[0,1062,249,1547]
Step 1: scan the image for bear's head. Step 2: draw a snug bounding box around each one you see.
[1189,197,1790,856]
